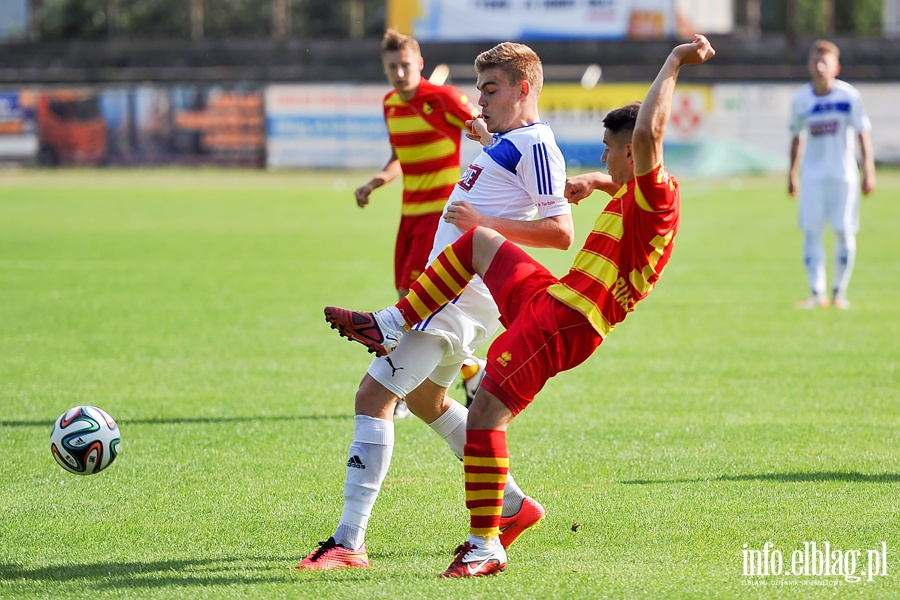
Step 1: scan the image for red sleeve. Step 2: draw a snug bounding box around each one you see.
[634,163,679,213]
[441,85,479,124]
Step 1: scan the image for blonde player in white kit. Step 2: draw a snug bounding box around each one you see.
[297,42,574,571]
[788,39,876,309]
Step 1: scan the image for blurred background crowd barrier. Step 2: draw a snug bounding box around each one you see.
[1,0,899,175]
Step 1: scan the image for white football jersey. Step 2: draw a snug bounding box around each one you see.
[414,122,571,349]
[790,80,871,183]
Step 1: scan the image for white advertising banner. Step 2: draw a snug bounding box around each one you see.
[265,83,484,170]
[0,90,38,160]
[409,0,676,42]
[265,84,390,169]
[266,82,900,175]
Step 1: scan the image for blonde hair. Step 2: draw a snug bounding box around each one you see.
[474,42,543,95]
[809,39,840,62]
[382,28,420,56]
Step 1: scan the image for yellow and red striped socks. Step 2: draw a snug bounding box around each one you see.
[464,429,509,539]
[396,228,475,326]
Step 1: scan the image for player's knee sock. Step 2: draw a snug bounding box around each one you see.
[334,415,394,551]
[428,400,468,459]
[396,228,476,326]
[464,429,508,540]
[428,402,524,518]
[832,230,856,300]
[802,232,827,297]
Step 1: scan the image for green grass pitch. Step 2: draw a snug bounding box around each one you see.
[0,168,897,599]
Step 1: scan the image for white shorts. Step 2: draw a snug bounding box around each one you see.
[798,179,860,234]
[367,279,500,398]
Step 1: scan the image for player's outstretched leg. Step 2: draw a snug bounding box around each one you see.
[426,397,544,548]
[324,228,479,356]
[323,306,407,357]
[441,428,510,578]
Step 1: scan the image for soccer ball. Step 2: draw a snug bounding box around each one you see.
[50,406,121,475]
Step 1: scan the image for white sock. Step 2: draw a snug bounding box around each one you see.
[802,232,827,297]
[380,305,407,329]
[427,400,524,518]
[832,230,856,300]
[428,400,467,459]
[466,533,500,549]
[501,473,525,518]
[334,415,394,551]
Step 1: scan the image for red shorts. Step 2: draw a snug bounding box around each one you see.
[394,213,441,292]
[481,241,603,415]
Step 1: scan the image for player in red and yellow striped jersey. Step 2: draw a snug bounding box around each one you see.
[324,35,716,577]
[355,29,479,299]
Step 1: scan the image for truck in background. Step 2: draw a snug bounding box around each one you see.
[34,89,107,166]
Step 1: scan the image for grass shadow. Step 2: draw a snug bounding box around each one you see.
[620,471,900,485]
[0,556,295,588]
[1,555,435,588]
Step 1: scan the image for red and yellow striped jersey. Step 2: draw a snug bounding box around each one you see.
[548,163,679,337]
[383,79,478,216]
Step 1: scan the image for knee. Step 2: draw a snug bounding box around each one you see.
[473,225,503,243]
[354,376,397,419]
[403,384,453,423]
[802,230,821,242]
[467,392,514,430]
[834,230,855,247]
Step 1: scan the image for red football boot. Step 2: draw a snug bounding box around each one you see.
[324,306,404,357]
[499,496,545,548]
[295,537,369,571]
[439,539,507,578]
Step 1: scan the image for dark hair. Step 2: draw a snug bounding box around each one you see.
[382,28,420,56]
[602,101,642,135]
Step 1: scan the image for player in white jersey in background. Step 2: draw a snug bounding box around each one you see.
[296,41,574,571]
[788,39,876,310]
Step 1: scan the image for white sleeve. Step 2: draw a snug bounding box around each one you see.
[851,91,872,133]
[518,141,571,219]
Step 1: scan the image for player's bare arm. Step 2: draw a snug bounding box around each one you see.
[444,202,573,250]
[633,34,715,175]
[788,136,802,197]
[859,130,876,195]
[564,172,619,204]
[355,149,403,208]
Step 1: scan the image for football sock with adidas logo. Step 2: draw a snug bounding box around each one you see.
[396,227,476,327]
[334,415,394,551]
[464,428,508,540]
